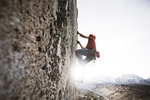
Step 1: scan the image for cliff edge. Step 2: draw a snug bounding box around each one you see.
[0,0,77,100]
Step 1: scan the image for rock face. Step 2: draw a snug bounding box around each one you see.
[0,0,77,100]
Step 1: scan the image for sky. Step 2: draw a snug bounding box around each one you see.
[75,0,150,79]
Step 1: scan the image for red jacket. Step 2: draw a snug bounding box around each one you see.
[86,36,96,49]
[86,36,100,58]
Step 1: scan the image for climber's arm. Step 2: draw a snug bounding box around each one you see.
[77,41,85,49]
[77,31,88,39]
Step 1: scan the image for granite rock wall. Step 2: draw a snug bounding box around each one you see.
[0,0,77,100]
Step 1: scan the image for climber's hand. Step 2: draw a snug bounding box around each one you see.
[77,41,84,49]
[77,31,88,39]
[77,31,80,35]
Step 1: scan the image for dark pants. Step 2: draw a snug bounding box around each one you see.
[76,49,96,64]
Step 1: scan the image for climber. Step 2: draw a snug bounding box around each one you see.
[76,31,100,64]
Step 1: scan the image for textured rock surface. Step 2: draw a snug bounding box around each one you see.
[0,0,77,100]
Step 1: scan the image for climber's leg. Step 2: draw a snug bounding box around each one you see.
[75,49,88,63]
[83,56,93,64]
[83,49,96,64]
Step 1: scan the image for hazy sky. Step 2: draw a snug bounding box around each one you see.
[76,0,150,79]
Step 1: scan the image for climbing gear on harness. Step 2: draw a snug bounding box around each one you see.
[97,51,100,58]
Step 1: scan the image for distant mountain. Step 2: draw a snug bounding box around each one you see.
[147,78,150,83]
[77,75,150,100]
[116,74,150,85]
[95,74,150,85]
[76,74,150,91]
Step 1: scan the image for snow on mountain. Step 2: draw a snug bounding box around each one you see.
[116,74,150,85]
[147,78,150,82]
[94,74,150,85]
[76,74,150,91]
